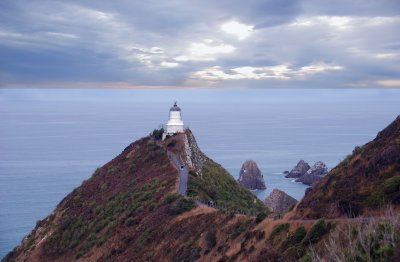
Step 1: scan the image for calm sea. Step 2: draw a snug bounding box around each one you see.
[1,88,399,258]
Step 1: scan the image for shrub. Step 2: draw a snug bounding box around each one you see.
[352,146,362,155]
[147,140,160,151]
[169,198,196,215]
[269,223,289,241]
[129,163,136,173]
[286,204,295,213]
[292,226,307,243]
[206,228,217,248]
[255,212,267,224]
[167,139,177,148]
[163,193,180,204]
[124,217,138,227]
[92,167,101,177]
[100,182,108,192]
[96,235,107,247]
[152,128,164,140]
[283,243,304,259]
[107,166,116,176]
[302,219,327,245]
[231,219,253,239]
[381,176,400,203]
[283,226,307,249]
[189,170,198,177]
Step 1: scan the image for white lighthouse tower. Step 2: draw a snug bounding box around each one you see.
[163,102,184,139]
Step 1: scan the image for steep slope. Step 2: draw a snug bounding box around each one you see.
[3,129,267,262]
[165,130,267,215]
[295,116,400,218]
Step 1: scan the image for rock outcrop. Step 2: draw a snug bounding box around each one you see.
[238,160,266,190]
[183,129,207,175]
[295,161,328,185]
[264,189,297,215]
[285,160,310,178]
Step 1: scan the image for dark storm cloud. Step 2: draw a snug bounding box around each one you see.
[0,0,399,88]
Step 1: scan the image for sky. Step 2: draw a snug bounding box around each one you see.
[0,0,399,89]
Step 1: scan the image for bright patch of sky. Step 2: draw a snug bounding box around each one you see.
[221,21,254,40]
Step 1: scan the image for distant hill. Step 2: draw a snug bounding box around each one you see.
[295,116,400,219]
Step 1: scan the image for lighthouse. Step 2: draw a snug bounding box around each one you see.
[163,102,184,139]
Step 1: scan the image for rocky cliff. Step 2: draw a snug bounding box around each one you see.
[295,116,400,219]
[238,160,266,190]
[264,189,297,215]
[285,160,310,178]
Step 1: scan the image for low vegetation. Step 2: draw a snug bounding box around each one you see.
[188,159,268,215]
[269,223,289,241]
[296,116,400,219]
[309,209,400,261]
[152,128,164,140]
[302,219,328,245]
[168,197,196,215]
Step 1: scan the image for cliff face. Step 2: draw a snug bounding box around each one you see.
[238,160,267,190]
[295,116,400,219]
[4,129,267,262]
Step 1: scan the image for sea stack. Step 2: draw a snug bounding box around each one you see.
[264,189,297,215]
[295,161,328,185]
[238,160,266,190]
[285,160,310,178]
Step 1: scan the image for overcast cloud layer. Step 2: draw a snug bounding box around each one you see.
[0,0,399,89]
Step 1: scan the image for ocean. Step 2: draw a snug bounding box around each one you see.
[0,88,399,258]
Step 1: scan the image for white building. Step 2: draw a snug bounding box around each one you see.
[164,102,184,139]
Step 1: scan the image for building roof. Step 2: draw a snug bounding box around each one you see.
[170,102,181,111]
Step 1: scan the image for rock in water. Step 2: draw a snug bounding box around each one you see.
[238,160,266,190]
[285,160,310,178]
[307,161,328,176]
[264,189,297,215]
[295,161,328,185]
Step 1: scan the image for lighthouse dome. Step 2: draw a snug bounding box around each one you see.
[170,102,181,111]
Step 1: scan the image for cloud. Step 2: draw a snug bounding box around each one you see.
[0,0,399,88]
[221,21,254,40]
[375,79,400,87]
[191,63,343,82]
[182,40,236,61]
[160,61,180,68]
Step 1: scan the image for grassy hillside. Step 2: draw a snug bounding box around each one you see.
[295,116,400,219]
[188,158,267,216]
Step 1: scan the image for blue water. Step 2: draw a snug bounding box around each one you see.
[0,88,399,258]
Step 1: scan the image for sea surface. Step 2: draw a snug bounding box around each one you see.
[1,88,399,258]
